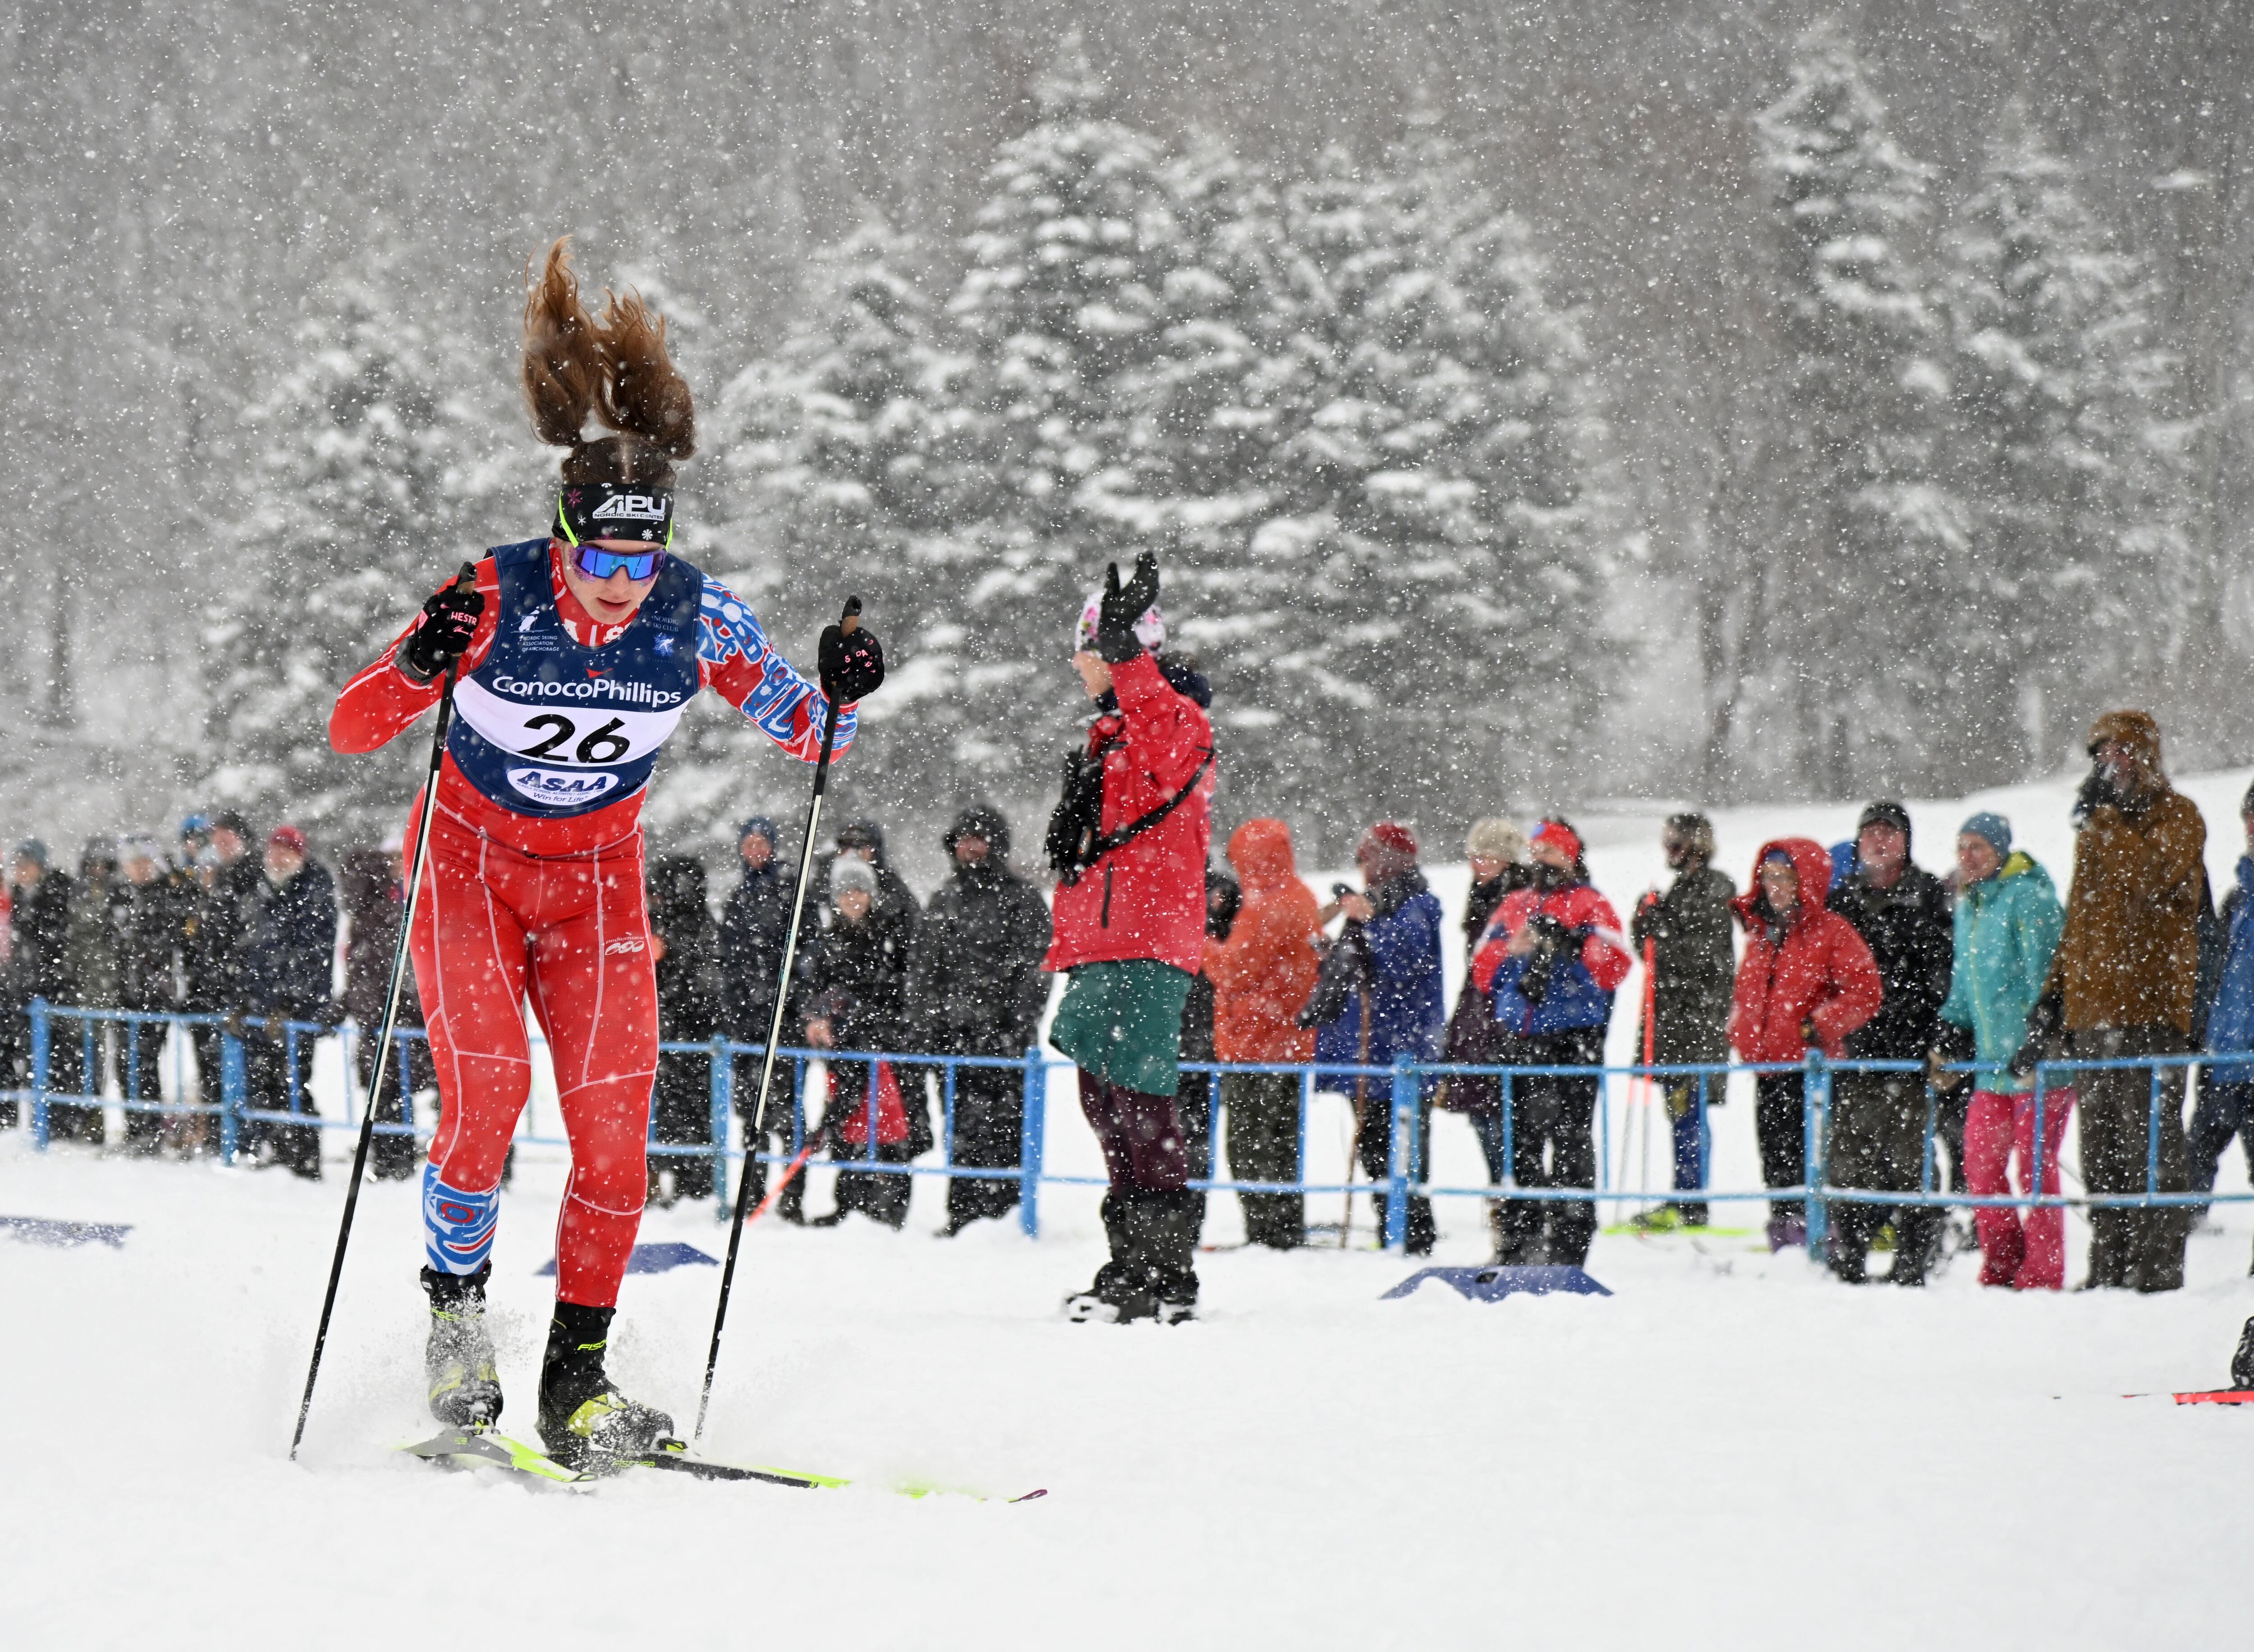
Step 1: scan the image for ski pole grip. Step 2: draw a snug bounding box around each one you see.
[453,563,477,592]
[840,595,862,635]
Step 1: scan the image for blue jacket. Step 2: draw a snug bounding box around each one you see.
[2204,857,2254,1080]
[1316,873,1446,1070]
[1938,851,2062,1093]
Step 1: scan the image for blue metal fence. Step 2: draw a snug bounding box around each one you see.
[6,1000,2245,1257]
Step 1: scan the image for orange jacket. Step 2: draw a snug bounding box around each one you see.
[1205,819,1320,1062]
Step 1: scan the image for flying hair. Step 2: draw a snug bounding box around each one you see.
[520,236,696,488]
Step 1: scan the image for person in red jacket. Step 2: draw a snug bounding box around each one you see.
[1044,552,1216,1323]
[1469,819,1632,1265]
[1728,838,1883,1251]
[327,240,880,1469]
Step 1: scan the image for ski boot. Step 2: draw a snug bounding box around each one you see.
[536,1301,675,1474]
[2231,1316,2254,1392]
[422,1263,503,1428]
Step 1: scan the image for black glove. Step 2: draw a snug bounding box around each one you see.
[1096,552,1160,665]
[818,597,885,703]
[397,565,483,685]
[1529,914,1576,951]
[2071,764,2116,827]
[1518,918,1574,1006]
[2009,988,2064,1078]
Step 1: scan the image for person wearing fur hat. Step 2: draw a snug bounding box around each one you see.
[1629,812,1737,1229]
[909,805,1053,1234]
[1045,552,1217,1322]
[1318,821,1448,1253]
[2019,711,2206,1291]
[1435,818,1535,1139]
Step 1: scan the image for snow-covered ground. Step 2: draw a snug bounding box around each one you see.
[7,769,2254,1648]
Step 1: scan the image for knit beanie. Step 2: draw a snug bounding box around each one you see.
[1959,812,2012,859]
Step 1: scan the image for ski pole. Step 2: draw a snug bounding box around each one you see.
[290,564,474,1461]
[696,598,868,1441]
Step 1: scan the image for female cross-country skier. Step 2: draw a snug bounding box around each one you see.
[328,239,881,1470]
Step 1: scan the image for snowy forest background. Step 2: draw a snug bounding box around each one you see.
[5,1,2253,874]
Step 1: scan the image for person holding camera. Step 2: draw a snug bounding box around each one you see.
[1314,824,1446,1253]
[1045,553,1216,1324]
[1471,819,1630,1267]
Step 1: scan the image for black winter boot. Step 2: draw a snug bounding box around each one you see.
[1066,1194,1159,1323]
[2232,1317,2254,1391]
[536,1301,675,1473]
[422,1263,502,1427]
[1887,1208,1939,1286]
[1141,1190,1202,1323]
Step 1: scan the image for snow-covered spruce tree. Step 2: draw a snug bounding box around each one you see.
[1251,126,1601,847]
[940,39,1190,800]
[203,285,531,844]
[1938,119,2188,778]
[1755,27,1957,793]
[681,218,993,844]
[1100,134,1307,828]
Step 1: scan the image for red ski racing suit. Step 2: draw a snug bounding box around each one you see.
[330,538,851,1307]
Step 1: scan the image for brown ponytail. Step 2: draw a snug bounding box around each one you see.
[520,236,697,487]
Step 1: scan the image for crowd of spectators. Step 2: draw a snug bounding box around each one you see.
[6,706,2252,1290]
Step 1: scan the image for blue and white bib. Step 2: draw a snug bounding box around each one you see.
[449,538,704,818]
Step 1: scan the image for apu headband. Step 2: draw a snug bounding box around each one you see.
[556,481,675,547]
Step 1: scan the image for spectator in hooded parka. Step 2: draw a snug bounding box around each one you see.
[1317,822,1447,1254]
[1823,801,1956,1285]
[1205,819,1320,1249]
[113,838,184,1156]
[182,810,261,1155]
[1629,812,1737,1229]
[2024,711,2206,1291]
[718,816,799,1216]
[907,805,1053,1235]
[3,840,76,1131]
[800,854,923,1228]
[341,842,432,1181]
[1937,813,2069,1288]
[51,838,119,1144]
[2192,781,2254,1252]
[647,854,724,1206]
[1729,839,1883,1251]
[236,824,338,1180]
[1472,818,1631,1267]
[833,819,919,945]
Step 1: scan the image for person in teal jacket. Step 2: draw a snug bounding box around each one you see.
[1937,813,2069,1287]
